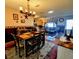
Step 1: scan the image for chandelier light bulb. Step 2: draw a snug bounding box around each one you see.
[30,11,32,13]
[25,9,28,12]
[19,6,23,10]
[33,11,36,14]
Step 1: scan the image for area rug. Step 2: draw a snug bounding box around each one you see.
[44,45,58,59]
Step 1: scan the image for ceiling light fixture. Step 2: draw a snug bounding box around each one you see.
[48,10,54,14]
[19,0,36,19]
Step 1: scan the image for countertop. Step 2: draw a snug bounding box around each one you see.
[52,38,73,50]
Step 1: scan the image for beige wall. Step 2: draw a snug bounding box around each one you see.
[5,7,34,27]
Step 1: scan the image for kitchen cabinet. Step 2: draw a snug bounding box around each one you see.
[57,46,73,59]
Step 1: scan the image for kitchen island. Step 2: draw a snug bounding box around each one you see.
[52,38,73,59]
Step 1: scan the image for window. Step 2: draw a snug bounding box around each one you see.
[65,19,73,30]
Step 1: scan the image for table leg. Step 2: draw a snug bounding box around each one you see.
[18,40,21,57]
[24,40,26,59]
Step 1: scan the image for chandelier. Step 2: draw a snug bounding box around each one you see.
[19,0,36,19]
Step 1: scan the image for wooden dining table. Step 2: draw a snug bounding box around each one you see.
[17,31,41,57]
[18,31,40,39]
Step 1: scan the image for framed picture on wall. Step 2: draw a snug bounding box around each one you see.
[13,13,18,20]
[21,19,25,23]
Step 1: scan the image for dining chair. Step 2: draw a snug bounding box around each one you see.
[11,33,40,59]
[24,34,41,59]
[10,33,24,57]
[40,32,45,49]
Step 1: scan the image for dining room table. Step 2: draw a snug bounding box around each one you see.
[16,31,44,57]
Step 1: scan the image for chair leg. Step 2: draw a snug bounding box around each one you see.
[15,45,18,55]
[17,40,22,57]
[37,51,40,59]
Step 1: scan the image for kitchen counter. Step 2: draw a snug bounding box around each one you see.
[52,38,73,50]
[52,38,73,59]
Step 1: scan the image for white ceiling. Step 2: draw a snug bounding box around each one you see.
[5,0,73,17]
